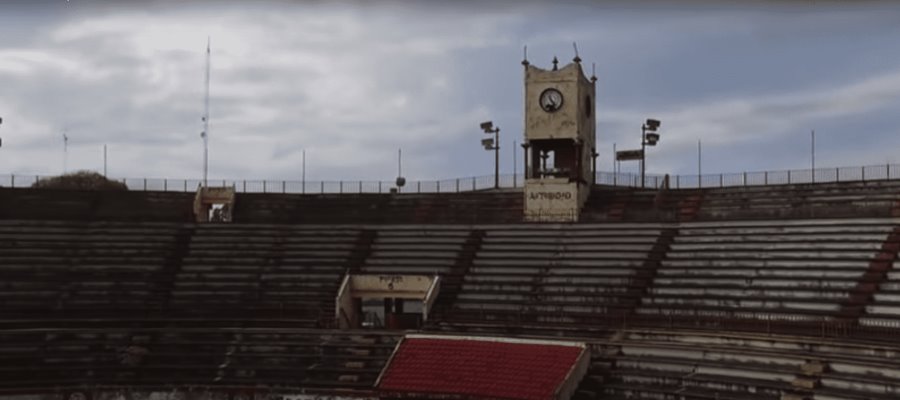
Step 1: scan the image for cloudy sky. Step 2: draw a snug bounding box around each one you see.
[2,0,900,184]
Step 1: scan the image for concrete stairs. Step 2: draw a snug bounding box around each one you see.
[304,333,399,388]
[839,226,900,319]
[428,229,485,324]
[625,228,677,314]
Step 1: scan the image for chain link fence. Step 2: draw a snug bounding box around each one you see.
[2,163,899,193]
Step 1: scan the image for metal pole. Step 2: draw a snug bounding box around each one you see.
[302,149,306,194]
[698,139,702,188]
[640,126,645,188]
[811,130,816,183]
[613,142,617,173]
[63,133,68,174]
[494,128,500,189]
[513,140,517,188]
[103,144,107,177]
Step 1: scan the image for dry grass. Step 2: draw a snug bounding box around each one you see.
[32,170,129,191]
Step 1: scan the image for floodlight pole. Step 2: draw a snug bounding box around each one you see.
[494,127,500,189]
[640,125,646,188]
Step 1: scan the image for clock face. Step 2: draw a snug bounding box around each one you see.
[539,88,564,112]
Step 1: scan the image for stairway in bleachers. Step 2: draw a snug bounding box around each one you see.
[858,226,900,329]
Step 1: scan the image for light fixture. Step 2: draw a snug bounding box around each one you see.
[478,121,500,189]
[641,118,662,188]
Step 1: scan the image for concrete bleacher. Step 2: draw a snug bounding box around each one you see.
[359,227,471,276]
[0,326,399,392]
[697,180,900,221]
[858,226,900,329]
[3,179,900,397]
[0,220,183,317]
[446,224,667,330]
[0,188,195,222]
[173,224,362,325]
[637,219,897,322]
[233,191,522,224]
[583,180,900,222]
[591,329,900,400]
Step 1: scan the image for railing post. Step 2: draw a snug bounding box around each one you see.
[340,181,343,194]
[788,170,792,184]
[242,180,246,192]
[764,171,768,185]
[143,178,147,191]
[263,181,267,193]
[676,175,679,189]
[378,181,382,193]
[222,179,226,187]
[472,177,476,191]
[282,181,286,193]
[184,180,187,192]
[836,167,840,182]
[862,166,866,182]
[10,174,14,188]
[889,164,892,180]
[456,178,460,192]
[719,173,723,188]
[164,179,167,191]
[743,172,747,186]
[417,181,421,193]
[321,181,324,194]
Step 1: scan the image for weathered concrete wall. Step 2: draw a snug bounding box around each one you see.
[524,179,582,222]
[0,188,194,222]
[351,275,435,299]
[524,62,594,142]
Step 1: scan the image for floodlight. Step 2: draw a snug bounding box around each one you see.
[481,138,494,149]
[645,132,660,145]
[645,119,660,130]
[480,121,494,132]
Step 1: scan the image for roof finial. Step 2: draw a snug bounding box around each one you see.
[521,45,529,66]
[572,42,581,63]
[552,56,558,71]
[591,62,597,83]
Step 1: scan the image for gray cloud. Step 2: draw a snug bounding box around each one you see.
[1,1,900,184]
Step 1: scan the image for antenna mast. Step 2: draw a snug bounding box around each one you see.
[201,36,211,187]
[63,131,68,174]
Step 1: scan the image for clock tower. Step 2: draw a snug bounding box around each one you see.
[521,54,597,222]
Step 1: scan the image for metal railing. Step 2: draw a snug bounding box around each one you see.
[454,309,900,341]
[2,163,899,193]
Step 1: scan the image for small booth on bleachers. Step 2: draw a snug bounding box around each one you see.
[335,274,441,330]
